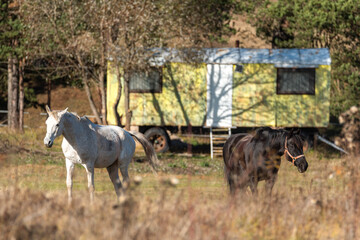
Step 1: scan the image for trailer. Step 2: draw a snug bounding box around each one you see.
[106,48,331,153]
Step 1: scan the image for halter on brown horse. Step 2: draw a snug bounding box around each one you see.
[223,127,308,195]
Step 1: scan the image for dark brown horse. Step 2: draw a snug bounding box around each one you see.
[223,127,308,195]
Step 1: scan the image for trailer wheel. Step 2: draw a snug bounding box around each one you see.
[144,127,170,153]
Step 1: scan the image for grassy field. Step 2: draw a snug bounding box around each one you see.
[0,128,359,239]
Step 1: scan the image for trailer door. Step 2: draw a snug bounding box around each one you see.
[206,64,233,127]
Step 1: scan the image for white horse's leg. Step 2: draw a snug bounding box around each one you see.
[106,160,122,197]
[83,164,95,203]
[119,159,130,184]
[65,158,75,204]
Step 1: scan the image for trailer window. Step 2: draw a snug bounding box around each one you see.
[129,68,162,93]
[235,64,243,73]
[277,68,315,95]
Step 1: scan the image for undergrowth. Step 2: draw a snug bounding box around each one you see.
[0,129,359,239]
[0,160,359,240]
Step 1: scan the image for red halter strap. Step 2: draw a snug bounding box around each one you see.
[284,136,305,165]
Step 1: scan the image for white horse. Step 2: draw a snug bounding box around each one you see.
[43,106,158,202]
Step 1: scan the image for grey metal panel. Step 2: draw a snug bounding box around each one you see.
[146,48,331,66]
[148,48,172,66]
[204,48,241,64]
[239,48,271,63]
[300,48,331,65]
[270,49,301,65]
[274,64,319,68]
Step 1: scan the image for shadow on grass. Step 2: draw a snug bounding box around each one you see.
[169,139,211,154]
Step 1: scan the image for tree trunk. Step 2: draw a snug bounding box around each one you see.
[46,77,51,108]
[113,64,123,126]
[7,57,13,128]
[99,18,108,125]
[18,57,25,132]
[124,72,131,131]
[187,123,193,155]
[82,71,102,124]
[99,68,107,125]
[7,56,19,130]
[99,6,107,124]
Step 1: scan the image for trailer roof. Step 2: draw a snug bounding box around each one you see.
[149,48,331,67]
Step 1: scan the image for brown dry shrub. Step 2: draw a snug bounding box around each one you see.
[335,106,360,155]
[0,159,359,240]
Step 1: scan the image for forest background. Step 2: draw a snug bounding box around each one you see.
[1,0,359,130]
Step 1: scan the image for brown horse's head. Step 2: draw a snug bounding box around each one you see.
[284,129,308,173]
[253,127,308,173]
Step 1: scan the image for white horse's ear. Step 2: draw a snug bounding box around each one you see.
[46,105,51,114]
[58,107,68,117]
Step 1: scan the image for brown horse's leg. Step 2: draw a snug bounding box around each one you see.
[228,174,236,195]
[228,170,249,196]
[265,175,277,197]
[265,158,280,197]
[249,176,258,196]
[246,162,258,196]
[227,172,240,195]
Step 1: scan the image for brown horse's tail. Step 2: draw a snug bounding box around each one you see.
[223,133,249,194]
[223,136,237,194]
[129,131,159,175]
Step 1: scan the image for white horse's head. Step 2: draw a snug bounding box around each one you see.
[43,105,68,148]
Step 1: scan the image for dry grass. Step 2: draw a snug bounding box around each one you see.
[0,129,359,239]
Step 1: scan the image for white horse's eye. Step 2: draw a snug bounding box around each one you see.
[56,124,59,127]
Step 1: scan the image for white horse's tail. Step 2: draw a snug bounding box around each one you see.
[129,131,159,174]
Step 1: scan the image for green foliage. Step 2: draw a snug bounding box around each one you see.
[325,55,360,117]
[167,162,177,168]
[168,160,187,169]
[248,0,360,118]
[0,0,25,58]
[24,87,37,108]
[189,0,238,43]
[199,160,210,168]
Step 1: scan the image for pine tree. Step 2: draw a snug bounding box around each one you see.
[0,0,24,130]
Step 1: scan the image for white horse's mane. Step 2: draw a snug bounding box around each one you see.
[66,111,81,120]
